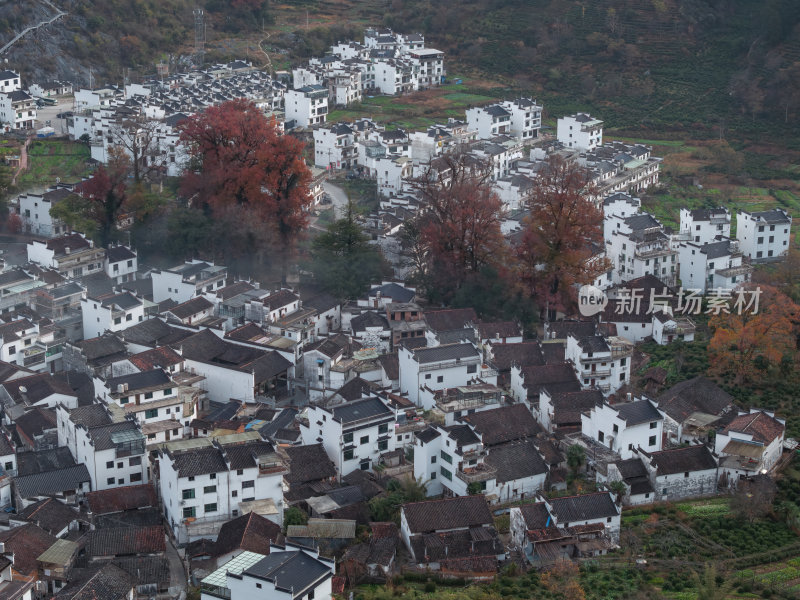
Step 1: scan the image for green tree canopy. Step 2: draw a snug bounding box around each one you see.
[307,201,390,301]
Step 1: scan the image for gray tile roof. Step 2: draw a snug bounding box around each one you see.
[413,343,478,364]
[105,369,172,392]
[647,445,717,475]
[550,492,618,523]
[403,495,493,533]
[484,438,548,483]
[14,463,91,499]
[331,397,392,425]
[244,550,332,594]
[169,446,228,478]
[615,400,662,426]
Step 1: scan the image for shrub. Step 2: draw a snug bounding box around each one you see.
[423,582,436,593]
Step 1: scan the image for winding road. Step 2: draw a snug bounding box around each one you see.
[0,0,67,56]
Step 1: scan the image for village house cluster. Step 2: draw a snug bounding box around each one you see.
[0,26,793,600]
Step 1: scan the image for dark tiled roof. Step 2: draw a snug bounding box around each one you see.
[351,311,389,333]
[413,343,478,364]
[647,445,717,475]
[213,512,281,557]
[166,296,213,320]
[490,342,544,371]
[485,439,548,483]
[110,556,169,587]
[15,407,57,439]
[402,495,493,534]
[461,404,541,446]
[67,404,111,428]
[304,293,340,313]
[443,424,480,448]
[411,527,503,563]
[368,283,415,303]
[77,335,128,363]
[85,421,143,451]
[0,523,57,575]
[424,308,477,333]
[15,498,77,535]
[415,427,441,444]
[169,446,228,478]
[14,463,91,499]
[284,444,336,485]
[476,322,520,342]
[105,369,171,392]
[119,319,194,348]
[550,492,618,523]
[518,502,550,529]
[225,440,275,471]
[377,353,399,380]
[744,209,791,224]
[545,320,595,340]
[55,564,134,600]
[519,363,580,397]
[615,400,662,426]
[2,372,75,405]
[245,550,332,593]
[264,289,299,310]
[548,390,603,426]
[331,397,392,425]
[615,458,648,480]
[331,377,378,402]
[86,484,158,515]
[86,526,166,557]
[259,408,297,440]
[657,376,733,423]
[16,447,76,475]
[106,245,136,263]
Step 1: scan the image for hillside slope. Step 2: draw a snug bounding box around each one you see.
[2,0,800,139]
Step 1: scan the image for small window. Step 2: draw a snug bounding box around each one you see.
[232,490,238,497]
[343,432,353,444]
[360,435,369,445]
[120,396,129,405]
[130,472,142,482]
[210,473,216,480]
[431,455,437,464]
[204,485,216,493]
[378,423,388,434]
[106,461,113,468]
[107,477,115,485]
[663,488,668,495]
[344,449,354,460]
[182,489,195,500]
[649,435,656,446]
[237,469,243,475]
[612,424,618,433]
[183,507,196,519]
[188,476,195,482]
[467,364,477,374]
[684,472,690,478]
[129,456,141,466]
[607,517,612,523]
[145,392,154,400]
[242,480,254,489]
[378,439,388,451]
[204,503,217,513]
[650,422,657,429]
[145,409,158,419]
[256,584,262,589]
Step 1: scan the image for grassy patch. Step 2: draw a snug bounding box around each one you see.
[17,139,91,190]
[674,498,731,518]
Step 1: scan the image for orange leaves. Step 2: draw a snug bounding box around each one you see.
[708,283,800,384]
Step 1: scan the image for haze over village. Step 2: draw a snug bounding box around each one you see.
[0,2,796,600]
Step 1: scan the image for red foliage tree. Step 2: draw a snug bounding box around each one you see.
[410,153,506,302]
[179,99,313,282]
[74,147,129,247]
[516,154,609,316]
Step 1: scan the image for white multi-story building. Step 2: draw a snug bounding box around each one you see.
[581,398,665,460]
[158,436,286,543]
[27,233,106,278]
[99,369,184,444]
[466,99,541,142]
[679,208,731,245]
[0,90,36,130]
[16,186,76,237]
[398,342,496,408]
[677,237,752,293]
[105,245,138,283]
[557,113,603,151]
[565,333,632,396]
[0,71,20,94]
[151,260,228,303]
[200,543,335,600]
[604,212,677,287]
[314,123,358,170]
[285,85,328,128]
[300,396,397,476]
[56,404,149,492]
[736,209,792,262]
[715,409,785,477]
[81,291,146,339]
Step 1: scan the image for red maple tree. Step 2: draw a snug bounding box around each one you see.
[410,153,506,302]
[516,154,609,316]
[179,99,313,282]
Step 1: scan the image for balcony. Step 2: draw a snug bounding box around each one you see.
[662,318,696,336]
[456,463,497,483]
[583,366,611,377]
[23,347,45,367]
[418,359,480,373]
[715,264,752,278]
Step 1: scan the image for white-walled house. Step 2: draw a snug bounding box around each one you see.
[604,212,678,287]
[16,186,76,237]
[200,543,334,600]
[544,491,621,543]
[679,208,731,245]
[56,403,148,492]
[557,113,603,151]
[640,444,718,502]
[399,343,495,408]
[27,233,106,279]
[0,71,20,94]
[581,399,664,460]
[736,209,792,262]
[300,396,397,476]
[715,409,785,479]
[158,436,286,544]
[105,245,138,283]
[285,85,328,128]
[81,292,145,339]
[676,237,751,293]
[151,260,228,304]
[564,334,632,396]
